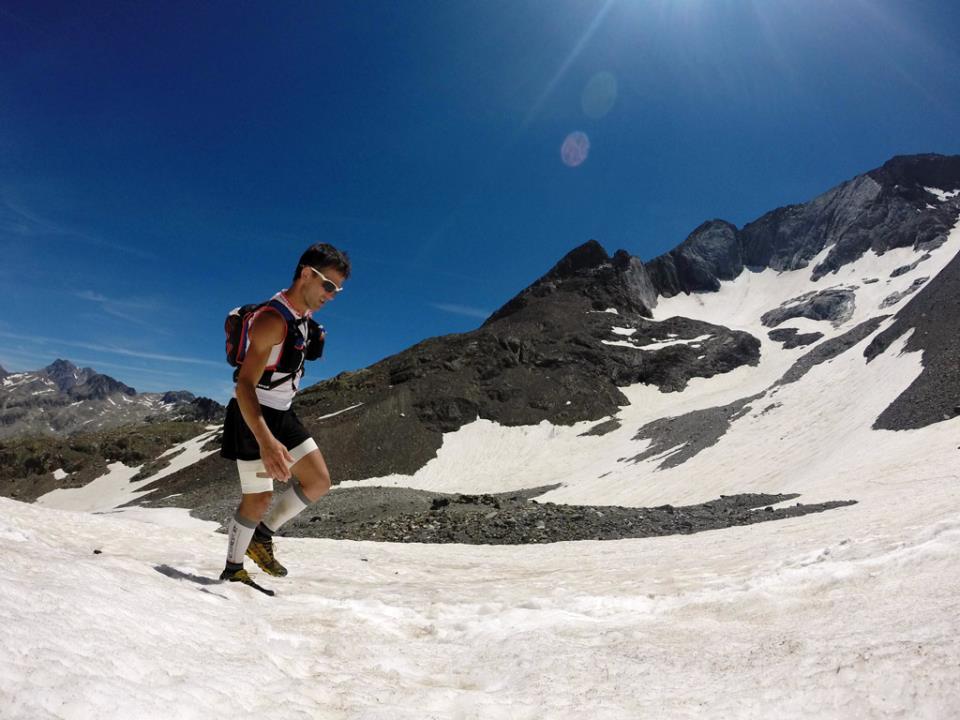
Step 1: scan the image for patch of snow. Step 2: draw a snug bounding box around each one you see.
[38,429,221,513]
[36,462,142,512]
[52,469,68,480]
[316,403,364,421]
[602,334,712,351]
[610,326,636,337]
[924,186,960,202]
[604,308,619,314]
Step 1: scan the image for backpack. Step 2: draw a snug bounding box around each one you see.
[224,299,324,390]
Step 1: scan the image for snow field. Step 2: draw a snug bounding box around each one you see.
[1,490,958,719]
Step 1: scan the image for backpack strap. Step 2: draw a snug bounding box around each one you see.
[256,299,307,389]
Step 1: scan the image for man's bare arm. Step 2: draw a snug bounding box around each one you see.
[235,310,295,482]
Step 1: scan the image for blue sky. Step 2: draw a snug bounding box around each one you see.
[2,0,959,402]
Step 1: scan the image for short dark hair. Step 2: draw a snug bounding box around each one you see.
[294,243,351,284]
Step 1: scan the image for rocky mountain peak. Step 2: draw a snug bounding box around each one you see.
[161,390,196,404]
[67,373,137,401]
[484,240,655,325]
[869,153,960,192]
[40,359,93,392]
[544,239,611,279]
[42,359,78,379]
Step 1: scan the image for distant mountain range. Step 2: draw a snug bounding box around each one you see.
[2,152,958,548]
[0,359,224,439]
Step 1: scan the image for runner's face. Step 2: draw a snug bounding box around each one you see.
[306,266,346,311]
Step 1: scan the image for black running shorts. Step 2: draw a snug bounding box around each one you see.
[220,398,312,461]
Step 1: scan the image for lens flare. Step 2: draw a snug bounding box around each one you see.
[561,132,590,167]
[581,71,618,119]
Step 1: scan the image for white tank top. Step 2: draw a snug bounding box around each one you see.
[235,291,312,411]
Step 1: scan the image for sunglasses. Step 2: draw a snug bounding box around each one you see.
[306,266,344,294]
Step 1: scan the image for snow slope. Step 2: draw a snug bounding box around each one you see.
[2,489,958,719]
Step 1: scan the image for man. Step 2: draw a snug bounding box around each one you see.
[219,242,350,589]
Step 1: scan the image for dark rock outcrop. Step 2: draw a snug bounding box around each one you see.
[484,240,658,324]
[761,288,857,328]
[645,220,743,297]
[891,254,931,278]
[865,248,960,430]
[627,393,763,470]
[880,278,928,309]
[767,328,824,349]
[775,317,889,387]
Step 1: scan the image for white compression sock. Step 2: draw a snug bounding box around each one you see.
[226,512,257,565]
[262,481,311,533]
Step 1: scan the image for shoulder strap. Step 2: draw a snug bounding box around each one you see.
[265,298,297,324]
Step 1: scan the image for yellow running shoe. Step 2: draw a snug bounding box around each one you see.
[246,536,288,577]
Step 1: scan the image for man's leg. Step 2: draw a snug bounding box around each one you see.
[246,442,332,576]
[262,445,332,532]
[222,460,274,580]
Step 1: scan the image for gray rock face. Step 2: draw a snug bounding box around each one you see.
[774,317,889,387]
[761,288,857,328]
[880,278,929,309]
[809,156,960,280]
[639,154,960,295]
[891,254,931,278]
[485,240,658,324]
[767,328,824,349]
[627,393,763,470]
[646,220,742,297]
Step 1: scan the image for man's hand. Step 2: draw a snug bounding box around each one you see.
[257,438,296,482]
